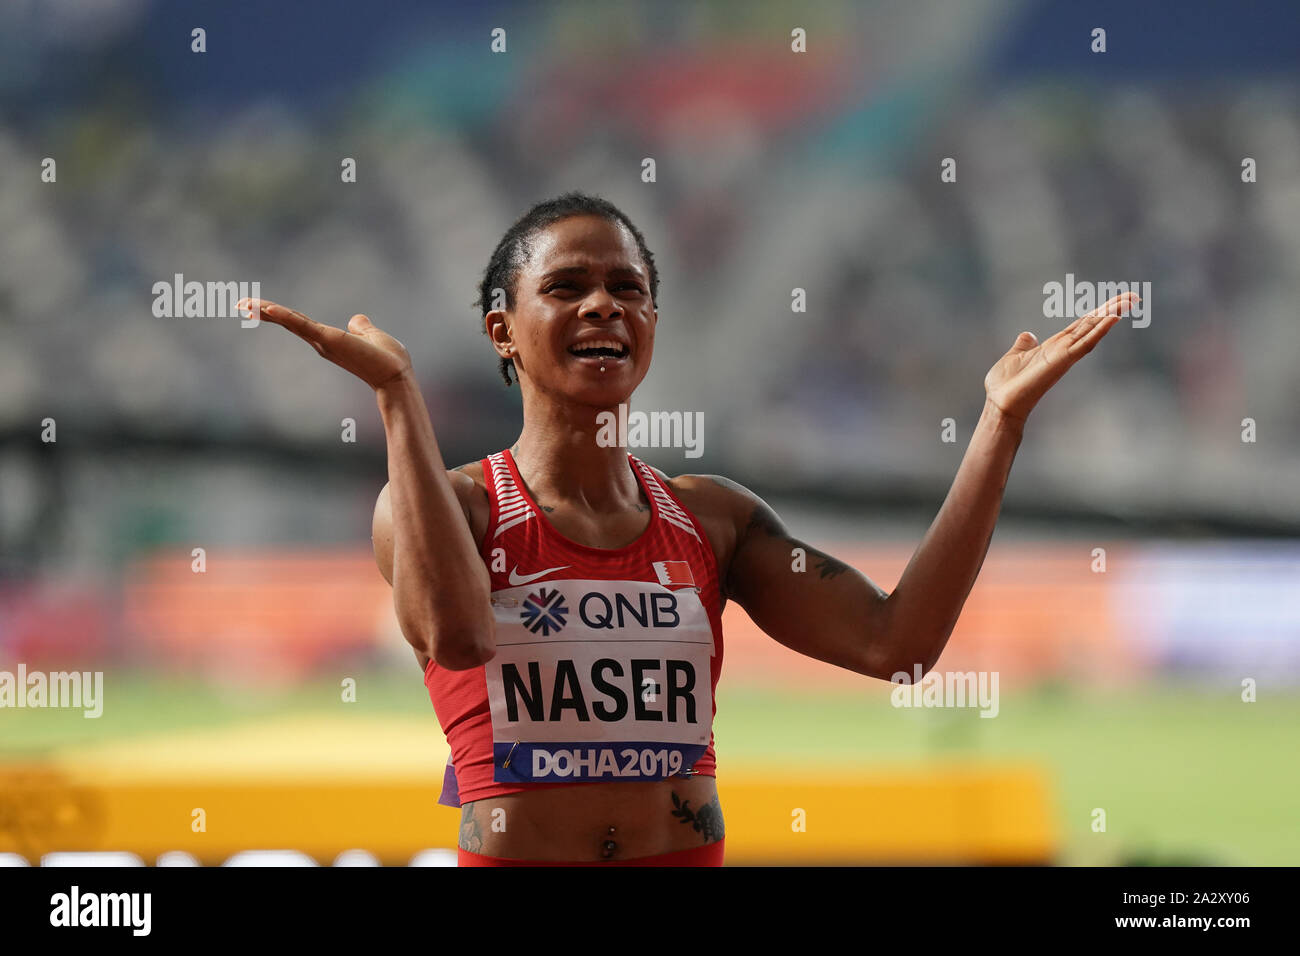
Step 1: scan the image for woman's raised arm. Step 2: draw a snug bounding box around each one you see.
[237,298,495,670]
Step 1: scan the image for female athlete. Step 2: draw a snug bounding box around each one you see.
[236,192,1134,866]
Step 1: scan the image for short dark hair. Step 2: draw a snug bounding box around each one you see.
[475,192,659,386]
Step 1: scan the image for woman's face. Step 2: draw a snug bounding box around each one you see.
[489,215,657,407]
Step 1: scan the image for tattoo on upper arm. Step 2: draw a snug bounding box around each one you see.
[670,791,725,843]
[703,475,858,599]
[808,547,853,579]
[459,803,484,853]
[734,488,854,581]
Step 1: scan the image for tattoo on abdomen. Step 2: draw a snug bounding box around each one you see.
[459,803,483,853]
[670,791,725,843]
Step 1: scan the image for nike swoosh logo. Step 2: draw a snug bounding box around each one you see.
[508,565,571,586]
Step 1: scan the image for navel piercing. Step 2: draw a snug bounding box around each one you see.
[600,825,618,859]
[600,363,606,372]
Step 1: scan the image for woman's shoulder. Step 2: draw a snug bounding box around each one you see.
[643,468,773,594]
[449,459,487,487]
[644,466,763,527]
[448,458,490,514]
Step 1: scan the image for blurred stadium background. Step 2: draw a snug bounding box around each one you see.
[2,0,1298,865]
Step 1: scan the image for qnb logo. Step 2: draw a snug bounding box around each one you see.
[579,590,679,629]
[521,587,568,636]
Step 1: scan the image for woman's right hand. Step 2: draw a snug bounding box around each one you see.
[237,297,413,391]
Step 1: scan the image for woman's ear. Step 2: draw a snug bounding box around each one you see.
[486,309,514,357]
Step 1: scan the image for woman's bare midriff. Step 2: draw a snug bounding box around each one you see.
[458,775,724,862]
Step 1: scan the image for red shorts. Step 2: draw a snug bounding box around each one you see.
[458,838,724,867]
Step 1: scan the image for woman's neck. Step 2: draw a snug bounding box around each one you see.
[511,399,641,512]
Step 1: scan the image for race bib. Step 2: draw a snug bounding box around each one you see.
[485,578,714,784]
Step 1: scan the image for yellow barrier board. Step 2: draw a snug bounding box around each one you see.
[717,767,1056,864]
[0,718,1056,864]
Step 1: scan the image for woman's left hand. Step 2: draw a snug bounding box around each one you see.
[984,291,1138,425]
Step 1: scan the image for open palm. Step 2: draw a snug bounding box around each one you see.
[985,291,1138,423]
[237,297,413,391]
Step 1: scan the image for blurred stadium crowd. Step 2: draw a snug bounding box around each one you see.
[0,0,1297,581]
